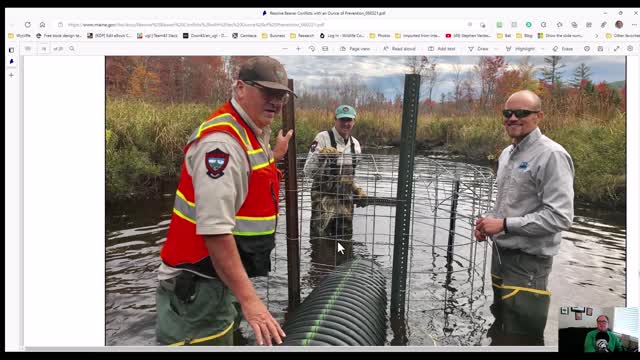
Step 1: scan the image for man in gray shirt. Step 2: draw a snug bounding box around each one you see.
[475,90,575,346]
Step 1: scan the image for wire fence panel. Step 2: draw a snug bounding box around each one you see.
[268,153,496,345]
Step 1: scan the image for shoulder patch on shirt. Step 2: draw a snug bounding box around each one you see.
[205,148,229,179]
[309,140,318,153]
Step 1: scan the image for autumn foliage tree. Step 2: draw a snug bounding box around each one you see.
[107,56,233,104]
[106,55,625,119]
[475,56,506,112]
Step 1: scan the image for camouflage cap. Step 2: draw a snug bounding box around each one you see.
[238,56,296,95]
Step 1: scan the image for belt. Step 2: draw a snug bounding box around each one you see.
[159,272,219,292]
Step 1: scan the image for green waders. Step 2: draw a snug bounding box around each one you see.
[489,247,553,346]
[156,272,237,346]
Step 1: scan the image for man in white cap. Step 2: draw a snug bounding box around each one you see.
[303,105,366,282]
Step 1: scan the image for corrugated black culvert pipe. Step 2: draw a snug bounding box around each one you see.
[279,257,387,346]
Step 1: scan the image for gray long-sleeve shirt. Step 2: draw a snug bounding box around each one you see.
[490,127,575,257]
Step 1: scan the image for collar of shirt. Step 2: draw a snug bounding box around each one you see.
[231,98,272,146]
[232,98,261,137]
[511,127,541,155]
[331,126,351,146]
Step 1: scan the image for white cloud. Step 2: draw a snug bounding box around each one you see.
[273,55,626,100]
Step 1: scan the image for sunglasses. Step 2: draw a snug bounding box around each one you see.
[337,117,354,122]
[502,109,540,119]
[244,80,290,104]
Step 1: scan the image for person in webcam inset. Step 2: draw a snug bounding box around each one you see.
[584,314,623,352]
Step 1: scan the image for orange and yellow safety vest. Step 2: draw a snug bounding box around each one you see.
[160,101,280,277]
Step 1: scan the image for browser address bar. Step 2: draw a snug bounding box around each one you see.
[66,19,477,30]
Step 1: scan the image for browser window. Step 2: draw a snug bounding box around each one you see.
[5,7,639,352]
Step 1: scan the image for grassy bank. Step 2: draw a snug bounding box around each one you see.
[106,99,626,208]
[106,98,214,200]
[416,111,626,209]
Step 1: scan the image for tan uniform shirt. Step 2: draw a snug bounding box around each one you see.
[303,126,362,189]
[158,98,272,280]
[188,98,271,235]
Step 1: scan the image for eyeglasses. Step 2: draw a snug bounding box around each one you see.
[597,320,608,323]
[337,117,354,122]
[502,109,540,119]
[244,80,290,104]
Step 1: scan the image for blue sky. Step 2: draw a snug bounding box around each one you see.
[275,56,626,101]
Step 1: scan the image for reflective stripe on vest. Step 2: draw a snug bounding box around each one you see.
[189,113,273,171]
[172,185,276,235]
[173,190,196,224]
[247,148,273,171]
[188,113,252,149]
[232,215,277,236]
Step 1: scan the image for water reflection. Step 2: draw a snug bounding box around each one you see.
[105,165,626,347]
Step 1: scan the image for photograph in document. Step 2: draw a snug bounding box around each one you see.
[104,55,626,346]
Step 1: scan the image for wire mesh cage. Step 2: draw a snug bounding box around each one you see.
[276,152,497,345]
